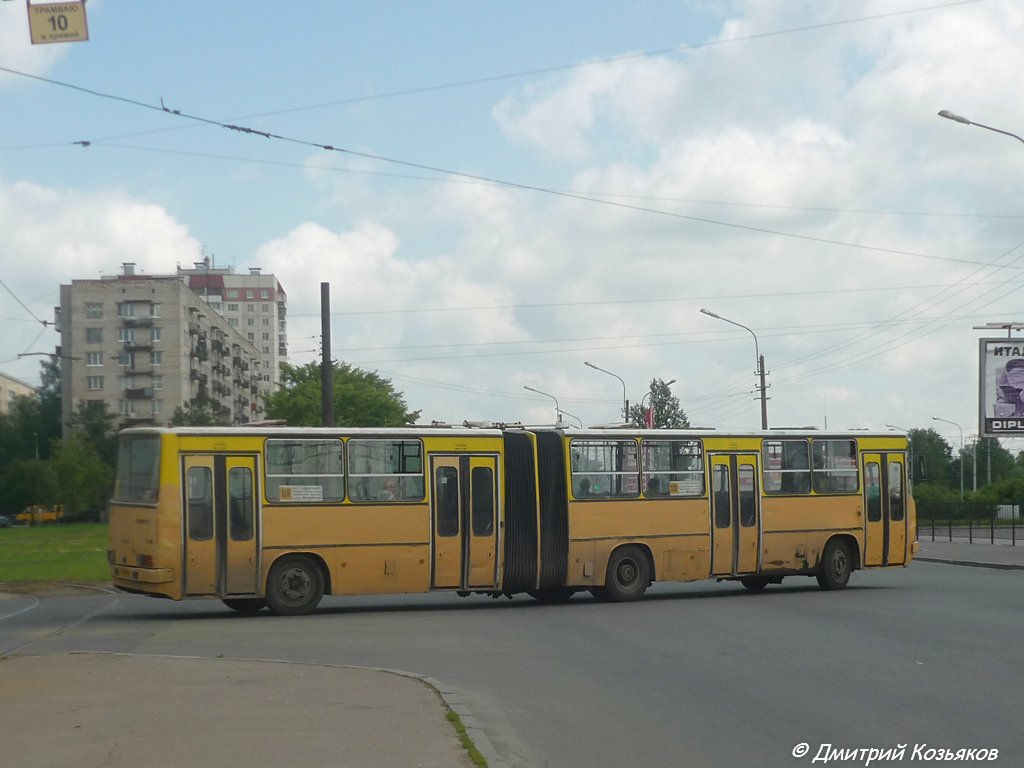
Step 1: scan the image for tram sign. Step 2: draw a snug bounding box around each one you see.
[27,1,89,44]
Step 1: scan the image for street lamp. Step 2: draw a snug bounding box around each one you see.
[559,409,584,428]
[523,385,561,425]
[584,361,628,422]
[699,308,768,429]
[932,416,964,505]
[937,110,1024,146]
[641,378,677,428]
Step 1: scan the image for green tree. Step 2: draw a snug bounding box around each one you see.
[37,356,63,457]
[172,395,232,426]
[50,433,113,515]
[69,399,119,467]
[628,378,689,428]
[0,458,59,516]
[907,428,952,487]
[265,361,420,427]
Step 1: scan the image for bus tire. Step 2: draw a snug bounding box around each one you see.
[816,539,852,591]
[527,587,576,603]
[222,598,266,613]
[740,577,768,592]
[603,546,650,602]
[265,555,324,615]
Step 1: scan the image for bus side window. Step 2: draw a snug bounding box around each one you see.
[229,467,254,541]
[187,467,213,541]
[865,462,882,522]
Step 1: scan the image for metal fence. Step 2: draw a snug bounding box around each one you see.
[916,501,1020,545]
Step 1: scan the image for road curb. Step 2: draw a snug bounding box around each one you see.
[914,556,1024,571]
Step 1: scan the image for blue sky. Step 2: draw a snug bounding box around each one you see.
[2,0,1023,448]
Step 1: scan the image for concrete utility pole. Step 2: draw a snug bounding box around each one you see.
[320,282,333,427]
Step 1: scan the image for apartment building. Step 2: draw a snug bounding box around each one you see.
[0,372,35,414]
[57,264,265,431]
[177,259,287,404]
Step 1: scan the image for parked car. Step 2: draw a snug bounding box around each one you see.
[0,514,11,528]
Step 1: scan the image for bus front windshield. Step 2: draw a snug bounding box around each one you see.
[113,434,161,503]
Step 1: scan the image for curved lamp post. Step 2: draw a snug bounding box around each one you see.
[938,110,1024,146]
[932,416,964,505]
[523,385,561,424]
[700,308,768,429]
[584,361,628,422]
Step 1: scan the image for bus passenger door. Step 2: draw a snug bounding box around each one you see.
[430,454,499,590]
[863,453,908,567]
[183,454,260,597]
[710,453,760,577]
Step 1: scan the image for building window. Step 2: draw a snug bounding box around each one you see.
[247,318,254,326]
[119,401,135,416]
[152,375,163,390]
[262,317,270,326]
[117,327,136,343]
[151,303,161,318]
[85,303,102,319]
[262,332,270,341]
[150,400,161,415]
[247,333,254,341]
[117,303,135,318]
[151,327,162,342]
[85,328,103,344]
[226,289,239,300]
[86,352,103,367]
[246,303,255,312]
[261,303,270,312]
[151,351,163,366]
[246,289,255,299]
[87,376,104,391]
[227,303,239,312]
[228,318,238,327]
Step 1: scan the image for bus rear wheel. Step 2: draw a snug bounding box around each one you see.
[222,598,266,613]
[603,546,651,602]
[740,577,768,592]
[816,540,852,591]
[266,556,324,615]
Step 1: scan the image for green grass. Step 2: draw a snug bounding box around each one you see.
[445,710,488,767]
[0,523,110,583]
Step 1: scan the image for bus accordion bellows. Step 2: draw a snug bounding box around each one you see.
[108,425,917,615]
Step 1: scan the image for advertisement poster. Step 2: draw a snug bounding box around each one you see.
[979,338,1024,436]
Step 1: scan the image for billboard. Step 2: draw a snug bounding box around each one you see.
[979,338,1024,436]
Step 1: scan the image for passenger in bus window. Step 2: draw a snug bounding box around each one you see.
[646,476,664,497]
[381,478,398,501]
[577,478,593,498]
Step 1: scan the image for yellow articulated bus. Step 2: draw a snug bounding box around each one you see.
[108,425,917,615]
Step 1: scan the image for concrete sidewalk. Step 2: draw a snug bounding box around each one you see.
[0,652,481,768]
[915,539,1024,570]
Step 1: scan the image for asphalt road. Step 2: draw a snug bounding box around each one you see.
[3,562,1023,768]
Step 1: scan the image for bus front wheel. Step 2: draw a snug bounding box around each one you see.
[816,540,852,591]
[266,556,324,615]
[603,546,651,602]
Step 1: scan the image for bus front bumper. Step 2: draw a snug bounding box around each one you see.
[111,565,175,584]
